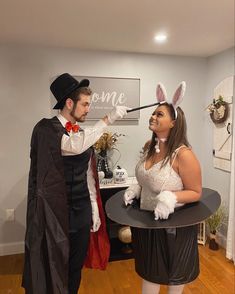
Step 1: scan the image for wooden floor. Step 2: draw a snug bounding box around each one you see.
[0,244,234,294]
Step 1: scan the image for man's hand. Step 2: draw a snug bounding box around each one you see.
[107,106,131,124]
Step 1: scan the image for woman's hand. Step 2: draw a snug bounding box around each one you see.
[123,184,141,206]
[154,191,177,220]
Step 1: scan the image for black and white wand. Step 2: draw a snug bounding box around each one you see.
[127,102,160,113]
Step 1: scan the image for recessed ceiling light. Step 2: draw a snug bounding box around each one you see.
[154,34,167,43]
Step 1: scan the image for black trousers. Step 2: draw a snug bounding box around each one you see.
[69,224,91,294]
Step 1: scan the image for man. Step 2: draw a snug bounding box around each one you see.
[22,73,130,294]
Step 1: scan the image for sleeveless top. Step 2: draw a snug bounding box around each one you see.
[136,147,184,211]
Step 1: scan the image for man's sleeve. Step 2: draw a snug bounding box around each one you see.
[61,120,107,155]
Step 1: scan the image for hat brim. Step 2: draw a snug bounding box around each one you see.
[105,188,221,228]
[53,79,90,109]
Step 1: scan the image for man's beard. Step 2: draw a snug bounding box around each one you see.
[70,108,86,122]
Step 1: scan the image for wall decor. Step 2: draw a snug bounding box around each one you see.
[206,95,229,124]
[76,76,140,120]
[211,76,234,172]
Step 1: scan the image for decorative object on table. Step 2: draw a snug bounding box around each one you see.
[98,171,105,182]
[118,226,132,254]
[113,166,128,184]
[96,149,113,179]
[206,204,227,250]
[93,132,125,179]
[206,95,229,124]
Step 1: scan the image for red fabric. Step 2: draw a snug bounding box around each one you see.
[84,154,110,270]
[65,121,80,133]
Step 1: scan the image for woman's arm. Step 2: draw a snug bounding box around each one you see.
[174,148,202,203]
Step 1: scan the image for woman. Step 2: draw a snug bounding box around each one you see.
[124,82,202,294]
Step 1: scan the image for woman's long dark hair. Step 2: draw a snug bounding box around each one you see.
[145,103,190,168]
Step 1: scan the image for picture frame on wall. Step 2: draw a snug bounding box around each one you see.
[76,76,140,120]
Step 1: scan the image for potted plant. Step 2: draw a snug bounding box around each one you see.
[206,204,227,250]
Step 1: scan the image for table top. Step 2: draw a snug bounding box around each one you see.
[105,188,221,229]
[100,177,137,189]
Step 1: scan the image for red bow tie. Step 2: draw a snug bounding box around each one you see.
[65,121,80,133]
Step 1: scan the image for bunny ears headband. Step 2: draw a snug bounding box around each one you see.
[156,81,186,119]
[126,81,186,116]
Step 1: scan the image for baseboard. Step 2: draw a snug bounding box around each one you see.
[0,241,24,256]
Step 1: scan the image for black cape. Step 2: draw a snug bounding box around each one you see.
[22,117,70,294]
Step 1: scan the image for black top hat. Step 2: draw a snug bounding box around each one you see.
[50,73,90,109]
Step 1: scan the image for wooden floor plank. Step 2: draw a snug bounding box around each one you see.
[0,245,234,293]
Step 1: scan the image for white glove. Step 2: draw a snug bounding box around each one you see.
[91,202,101,232]
[154,191,177,220]
[123,184,141,206]
[87,159,101,232]
[107,106,131,124]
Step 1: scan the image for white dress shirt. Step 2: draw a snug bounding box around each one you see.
[57,114,108,156]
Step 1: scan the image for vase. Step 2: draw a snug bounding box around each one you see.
[97,150,113,179]
[209,232,219,250]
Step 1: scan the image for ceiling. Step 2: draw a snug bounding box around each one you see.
[0,0,234,57]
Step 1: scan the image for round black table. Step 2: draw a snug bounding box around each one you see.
[105,188,221,228]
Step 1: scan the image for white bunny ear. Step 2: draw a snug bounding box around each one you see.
[172,81,186,107]
[156,83,167,103]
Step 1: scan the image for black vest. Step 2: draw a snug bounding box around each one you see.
[63,146,93,232]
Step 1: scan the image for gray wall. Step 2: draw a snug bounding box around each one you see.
[0,44,233,254]
[204,47,234,195]
[204,47,234,244]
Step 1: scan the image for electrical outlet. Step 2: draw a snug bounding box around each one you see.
[6,209,15,221]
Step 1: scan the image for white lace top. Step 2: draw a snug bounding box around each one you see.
[136,148,184,211]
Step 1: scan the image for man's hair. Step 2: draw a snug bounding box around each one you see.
[59,87,92,110]
[145,103,190,168]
